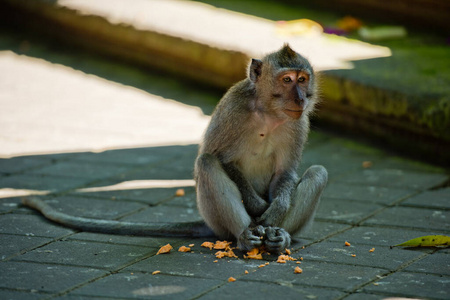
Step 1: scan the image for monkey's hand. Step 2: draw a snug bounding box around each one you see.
[264,227,291,253]
[237,225,266,251]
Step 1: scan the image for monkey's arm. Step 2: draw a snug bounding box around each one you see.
[222,162,268,218]
[258,170,298,227]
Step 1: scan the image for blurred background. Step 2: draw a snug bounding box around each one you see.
[0,0,449,165]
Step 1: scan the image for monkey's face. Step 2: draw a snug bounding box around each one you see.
[273,69,312,120]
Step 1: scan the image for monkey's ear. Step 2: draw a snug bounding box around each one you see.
[249,59,263,82]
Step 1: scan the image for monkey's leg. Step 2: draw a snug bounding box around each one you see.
[281,165,328,235]
[263,165,327,252]
[195,154,263,250]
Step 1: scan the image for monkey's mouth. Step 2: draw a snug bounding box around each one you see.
[284,109,303,119]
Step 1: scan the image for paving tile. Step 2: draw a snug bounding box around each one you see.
[362,206,450,232]
[35,196,146,219]
[0,174,92,193]
[124,251,263,280]
[364,271,450,299]
[71,144,197,165]
[0,234,52,260]
[120,205,202,223]
[404,251,450,276]
[293,221,351,241]
[0,155,53,175]
[163,187,197,208]
[328,225,437,247]
[0,261,107,293]
[71,186,182,205]
[401,187,450,209]
[335,169,447,190]
[68,232,182,248]
[0,214,74,237]
[242,260,386,291]
[322,182,415,205]
[0,196,22,213]
[0,290,48,300]
[297,241,429,270]
[316,198,383,224]
[70,272,222,299]
[341,292,385,300]
[115,155,196,181]
[27,161,133,180]
[13,240,155,270]
[197,280,345,300]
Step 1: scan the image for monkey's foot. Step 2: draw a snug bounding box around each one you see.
[237,225,265,251]
[264,227,291,253]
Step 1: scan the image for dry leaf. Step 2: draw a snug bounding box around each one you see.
[215,250,237,259]
[201,241,214,250]
[393,235,450,247]
[362,161,373,168]
[214,240,232,250]
[244,248,263,260]
[178,246,191,252]
[175,189,185,197]
[156,244,173,255]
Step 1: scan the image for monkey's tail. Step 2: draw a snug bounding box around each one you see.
[22,197,215,237]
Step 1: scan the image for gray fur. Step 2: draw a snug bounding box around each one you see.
[195,44,328,252]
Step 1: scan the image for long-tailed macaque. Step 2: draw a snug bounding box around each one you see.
[22,44,327,253]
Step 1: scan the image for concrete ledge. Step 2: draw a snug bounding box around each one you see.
[1,0,448,164]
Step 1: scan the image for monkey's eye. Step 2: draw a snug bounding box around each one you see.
[283,77,292,83]
[298,77,306,83]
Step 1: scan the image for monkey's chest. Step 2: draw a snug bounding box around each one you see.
[237,134,285,195]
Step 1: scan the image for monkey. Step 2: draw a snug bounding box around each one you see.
[194,44,327,253]
[22,44,327,254]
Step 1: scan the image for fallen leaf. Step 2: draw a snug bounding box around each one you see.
[276,254,297,264]
[178,246,191,252]
[175,189,185,197]
[244,248,263,260]
[214,240,232,250]
[156,244,173,255]
[215,249,238,259]
[362,161,373,168]
[201,241,214,250]
[393,235,450,247]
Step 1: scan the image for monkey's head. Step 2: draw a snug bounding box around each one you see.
[249,44,316,120]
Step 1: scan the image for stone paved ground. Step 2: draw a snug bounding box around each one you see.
[1,15,450,300]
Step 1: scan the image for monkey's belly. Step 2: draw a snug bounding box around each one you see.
[239,156,274,196]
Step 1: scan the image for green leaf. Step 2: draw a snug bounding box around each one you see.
[394,235,450,247]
